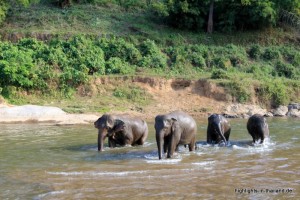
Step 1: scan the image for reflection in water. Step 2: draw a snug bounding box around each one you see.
[0,118,299,199]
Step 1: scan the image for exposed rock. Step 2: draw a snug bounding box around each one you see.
[287,109,300,117]
[286,103,300,117]
[265,112,274,117]
[272,105,288,117]
[288,103,300,111]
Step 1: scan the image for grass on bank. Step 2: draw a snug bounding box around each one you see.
[2,2,299,46]
[4,78,153,114]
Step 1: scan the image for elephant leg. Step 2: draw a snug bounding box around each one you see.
[188,135,196,151]
[139,129,148,145]
[207,128,212,144]
[125,130,134,146]
[167,134,180,158]
[136,132,148,146]
[252,134,259,143]
[163,137,169,153]
[224,129,231,142]
[108,138,116,148]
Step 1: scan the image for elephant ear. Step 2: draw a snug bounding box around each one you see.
[170,118,178,133]
[106,115,114,129]
[114,119,126,132]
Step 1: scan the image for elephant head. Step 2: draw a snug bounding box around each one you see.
[107,119,126,138]
[155,116,178,159]
[94,114,123,151]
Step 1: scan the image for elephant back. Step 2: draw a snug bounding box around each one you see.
[116,115,148,136]
[247,114,269,137]
[167,111,197,132]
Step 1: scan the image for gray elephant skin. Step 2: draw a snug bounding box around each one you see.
[247,114,269,144]
[207,114,231,146]
[94,114,148,151]
[154,111,197,159]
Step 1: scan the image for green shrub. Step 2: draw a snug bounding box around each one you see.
[210,44,247,68]
[63,36,106,75]
[212,56,232,69]
[248,44,262,59]
[224,44,247,67]
[262,47,282,61]
[189,45,209,57]
[17,38,45,52]
[279,46,296,63]
[105,57,135,74]
[259,79,289,106]
[165,46,188,69]
[139,39,167,68]
[211,69,229,79]
[1,86,18,99]
[0,43,38,89]
[189,52,206,68]
[59,66,89,87]
[139,39,160,56]
[275,61,298,79]
[247,64,273,77]
[224,79,251,103]
[96,37,141,65]
[292,52,300,66]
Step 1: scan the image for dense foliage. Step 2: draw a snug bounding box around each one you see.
[151,0,300,31]
[0,1,300,107]
[0,0,39,24]
[0,36,299,106]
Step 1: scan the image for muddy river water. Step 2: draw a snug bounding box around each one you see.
[0,117,299,199]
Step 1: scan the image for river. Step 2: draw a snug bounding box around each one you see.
[0,117,299,199]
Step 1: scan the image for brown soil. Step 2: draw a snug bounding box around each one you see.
[0,77,237,122]
[95,76,233,119]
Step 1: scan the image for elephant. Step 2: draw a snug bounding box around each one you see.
[207,114,231,146]
[94,114,148,151]
[154,111,197,159]
[247,114,269,144]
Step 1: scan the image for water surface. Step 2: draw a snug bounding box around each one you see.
[0,117,299,199]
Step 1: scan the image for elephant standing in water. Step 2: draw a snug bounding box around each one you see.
[94,114,148,151]
[207,114,231,146]
[247,114,269,144]
[155,111,197,159]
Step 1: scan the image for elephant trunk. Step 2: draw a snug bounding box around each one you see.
[98,130,107,151]
[217,123,227,146]
[156,132,163,160]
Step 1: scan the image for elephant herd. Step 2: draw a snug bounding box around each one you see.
[94,111,270,159]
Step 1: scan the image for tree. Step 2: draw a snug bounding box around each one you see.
[207,0,214,33]
[151,0,300,32]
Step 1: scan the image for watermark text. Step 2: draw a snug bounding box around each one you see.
[234,188,294,194]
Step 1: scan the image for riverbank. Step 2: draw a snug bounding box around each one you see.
[1,76,300,124]
[0,102,299,125]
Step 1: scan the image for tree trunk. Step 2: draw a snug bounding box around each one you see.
[207,0,214,33]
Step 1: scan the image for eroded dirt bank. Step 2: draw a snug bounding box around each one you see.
[91,76,289,120]
[0,77,298,124]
